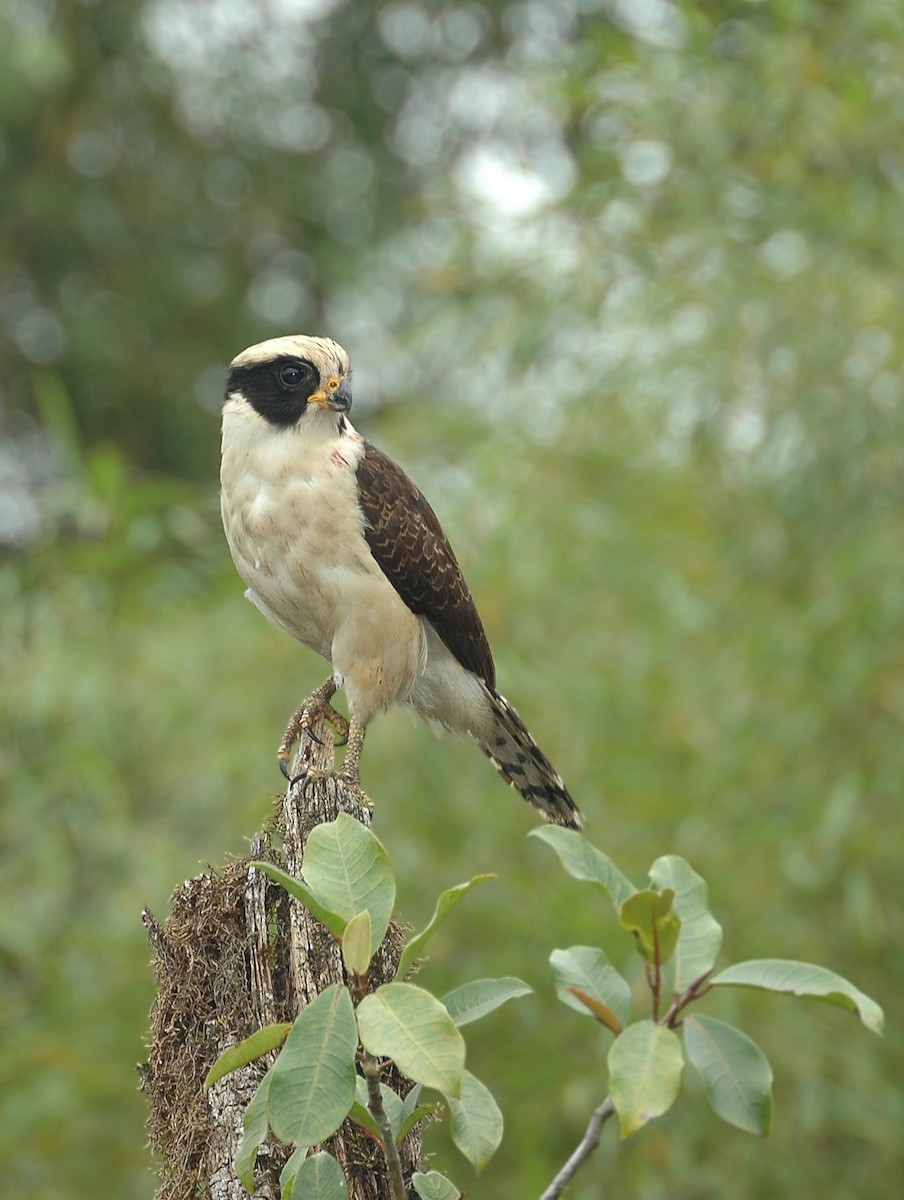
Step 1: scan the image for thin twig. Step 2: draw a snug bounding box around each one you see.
[362,1053,407,1200]
[538,1095,616,1200]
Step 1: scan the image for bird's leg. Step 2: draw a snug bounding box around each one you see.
[335,718,374,811]
[278,677,350,781]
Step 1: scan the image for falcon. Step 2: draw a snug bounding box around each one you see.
[220,334,581,829]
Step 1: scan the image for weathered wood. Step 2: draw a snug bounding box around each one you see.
[142,718,423,1199]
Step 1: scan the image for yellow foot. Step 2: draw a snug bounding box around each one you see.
[278,694,350,780]
[282,764,329,786]
[280,763,375,811]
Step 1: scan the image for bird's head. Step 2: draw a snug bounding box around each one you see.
[224,334,353,428]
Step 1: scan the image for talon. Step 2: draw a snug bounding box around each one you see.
[277,676,340,782]
[278,754,308,788]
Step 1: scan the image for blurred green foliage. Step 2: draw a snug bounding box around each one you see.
[1,0,902,1198]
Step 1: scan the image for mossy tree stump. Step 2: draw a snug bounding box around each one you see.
[142,717,424,1199]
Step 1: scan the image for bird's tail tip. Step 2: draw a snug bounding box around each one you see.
[480,688,583,830]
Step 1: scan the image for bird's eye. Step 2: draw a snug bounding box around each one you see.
[278,363,305,389]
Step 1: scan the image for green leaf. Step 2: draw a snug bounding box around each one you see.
[356,983,466,1096]
[684,1015,773,1135]
[303,814,396,954]
[648,856,723,993]
[278,1145,308,1200]
[445,1071,503,1172]
[619,889,681,966]
[204,1023,291,1090]
[347,1099,381,1140]
[412,1171,462,1199]
[440,977,533,1027]
[396,1101,438,1146]
[395,875,495,981]
[399,1081,423,1125]
[342,910,373,975]
[608,1020,684,1138]
[251,861,347,940]
[529,827,636,907]
[711,959,884,1035]
[235,1072,272,1192]
[267,984,358,1145]
[549,946,631,1027]
[393,1081,438,1144]
[284,1151,349,1200]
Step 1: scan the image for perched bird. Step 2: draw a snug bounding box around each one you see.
[220,335,581,829]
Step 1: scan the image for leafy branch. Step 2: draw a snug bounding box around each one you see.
[532,827,884,1194]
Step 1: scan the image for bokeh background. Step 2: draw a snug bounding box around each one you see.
[2,1,902,1196]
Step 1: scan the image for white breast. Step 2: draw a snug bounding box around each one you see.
[220,398,426,723]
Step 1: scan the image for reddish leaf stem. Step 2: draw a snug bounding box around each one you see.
[661,971,714,1028]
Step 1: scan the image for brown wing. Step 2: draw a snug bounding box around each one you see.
[355,442,496,688]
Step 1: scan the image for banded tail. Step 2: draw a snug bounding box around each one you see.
[478,688,582,829]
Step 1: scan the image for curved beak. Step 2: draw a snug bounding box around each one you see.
[308,378,353,413]
[329,380,353,413]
